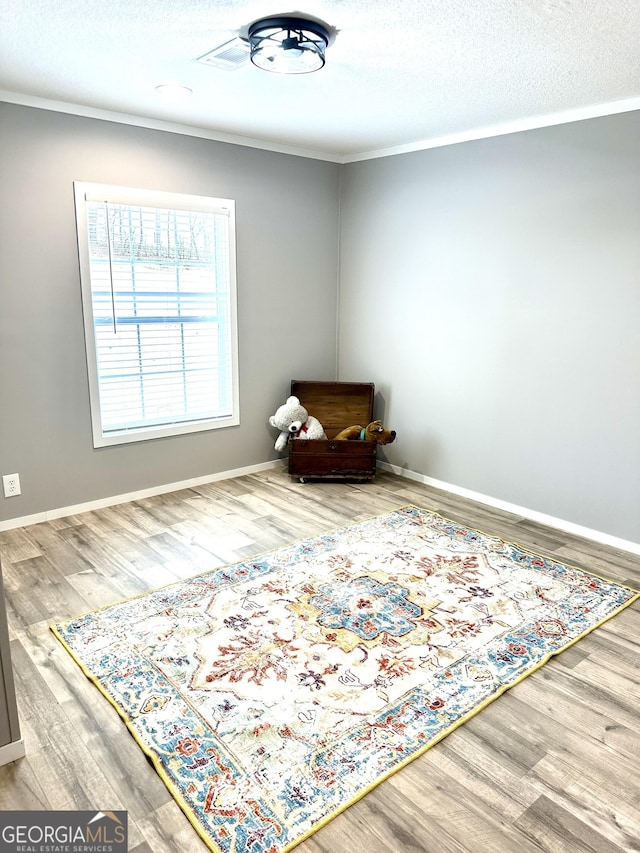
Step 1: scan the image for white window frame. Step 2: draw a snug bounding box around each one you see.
[74,182,239,447]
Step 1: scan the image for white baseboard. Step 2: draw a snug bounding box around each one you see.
[0,460,283,532]
[378,461,640,556]
[0,738,25,766]
[4,458,638,556]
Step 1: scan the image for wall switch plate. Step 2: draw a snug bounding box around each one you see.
[2,473,21,497]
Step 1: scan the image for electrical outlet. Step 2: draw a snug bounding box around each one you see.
[2,473,21,497]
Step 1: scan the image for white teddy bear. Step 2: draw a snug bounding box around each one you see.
[269,395,327,452]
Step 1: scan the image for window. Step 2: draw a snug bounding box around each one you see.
[74,183,239,447]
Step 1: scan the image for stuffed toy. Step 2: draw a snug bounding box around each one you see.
[269,395,327,452]
[334,420,396,445]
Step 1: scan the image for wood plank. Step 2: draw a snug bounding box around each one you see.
[515,794,625,853]
[0,467,638,853]
[135,800,210,852]
[527,752,640,846]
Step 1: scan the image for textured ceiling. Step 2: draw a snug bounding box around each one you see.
[1,0,639,160]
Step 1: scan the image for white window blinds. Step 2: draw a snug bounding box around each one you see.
[75,184,239,447]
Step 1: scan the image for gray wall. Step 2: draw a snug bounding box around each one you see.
[339,112,640,542]
[2,102,639,544]
[0,103,340,521]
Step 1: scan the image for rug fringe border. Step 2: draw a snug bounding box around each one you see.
[51,504,640,629]
[280,585,640,852]
[49,503,640,853]
[50,504,423,626]
[411,504,640,594]
[282,505,640,851]
[50,624,223,853]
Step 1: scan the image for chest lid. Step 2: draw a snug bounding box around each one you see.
[291,380,374,439]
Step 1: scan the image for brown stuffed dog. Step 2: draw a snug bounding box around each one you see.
[334,420,396,445]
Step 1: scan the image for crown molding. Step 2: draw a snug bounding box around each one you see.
[342,95,640,162]
[2,89,639,165]
[0,90,343,163]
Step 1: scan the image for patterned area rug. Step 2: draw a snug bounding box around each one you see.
[53,507,638,853]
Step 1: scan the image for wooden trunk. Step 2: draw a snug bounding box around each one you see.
[288,380,376,481]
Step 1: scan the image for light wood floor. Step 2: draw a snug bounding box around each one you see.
[0,467,638,853]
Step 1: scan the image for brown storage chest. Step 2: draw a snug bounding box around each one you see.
[288,380,377,481]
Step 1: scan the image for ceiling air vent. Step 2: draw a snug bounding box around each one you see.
[196,38,251,71]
